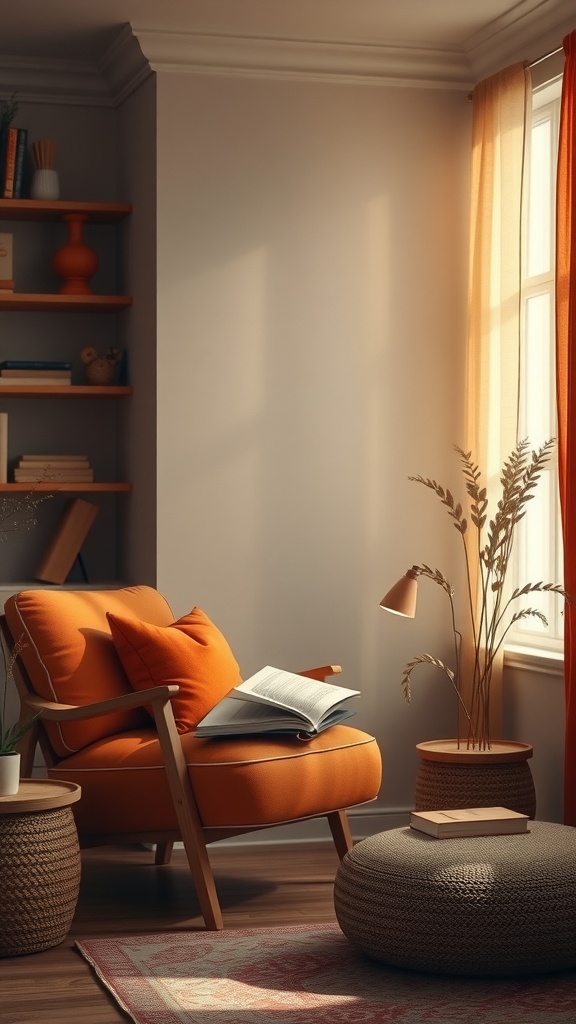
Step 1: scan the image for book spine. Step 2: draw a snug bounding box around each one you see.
[12,128,28,199]
[17,455,89,464]
[0,369,72,378]
[20,453,89,461]
[0,377,72,386]
[0,413,7,484]
[434,826,528,838]
[0,361,73,370]
[3,128,18,199]
[16,462,89,470]
[14,470,94,481]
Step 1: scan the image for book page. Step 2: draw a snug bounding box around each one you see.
[415,806,525,824]
[232,666,359,726]
[196,696,306,731]
[195,695,357,737]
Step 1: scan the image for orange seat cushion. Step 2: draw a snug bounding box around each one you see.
[4,586,175,758]
[107,607,242,733]
[48,724,383,834]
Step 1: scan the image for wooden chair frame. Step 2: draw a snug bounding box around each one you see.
[1,616,353,930]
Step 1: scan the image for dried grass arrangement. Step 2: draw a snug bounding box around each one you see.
[31,139,56,171]
[0,94,18,135]
[400,439,570,749]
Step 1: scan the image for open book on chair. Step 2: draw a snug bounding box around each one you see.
[194,665,360,738]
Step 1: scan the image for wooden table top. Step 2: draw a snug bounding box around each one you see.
[416,739,533,763]
[0,778,81,814]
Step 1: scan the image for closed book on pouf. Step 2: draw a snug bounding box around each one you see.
[410,806,529,839]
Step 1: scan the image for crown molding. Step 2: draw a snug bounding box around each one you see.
[0,1,573,107]
[99,24,154,106]
[132,29,473,90]
[0,54,112,107]
[0,25,151,107]
[466,0,573,80]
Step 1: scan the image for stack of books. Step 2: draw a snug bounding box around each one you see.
[409,806,530,839]
[0,360,72,385]
[14,454,93,483]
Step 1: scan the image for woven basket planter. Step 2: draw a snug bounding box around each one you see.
[414,739,536,819]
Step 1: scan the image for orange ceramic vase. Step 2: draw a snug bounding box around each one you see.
[52,213,98,294]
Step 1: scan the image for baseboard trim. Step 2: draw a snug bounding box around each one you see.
[205,806,409,847]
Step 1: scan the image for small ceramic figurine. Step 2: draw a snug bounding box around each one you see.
[80,346,121,385]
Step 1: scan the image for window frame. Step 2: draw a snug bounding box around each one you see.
[507,74,564,654]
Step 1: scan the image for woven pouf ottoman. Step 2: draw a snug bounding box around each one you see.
[334,821,576,976]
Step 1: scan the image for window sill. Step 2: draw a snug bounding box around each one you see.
[504,643,564,677]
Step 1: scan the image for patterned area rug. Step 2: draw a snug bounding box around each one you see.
[76,922,576,1024]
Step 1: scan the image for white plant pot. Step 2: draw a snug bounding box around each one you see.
[0,752,21,796]
[30,169,60,201]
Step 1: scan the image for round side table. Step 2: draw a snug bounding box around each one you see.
[0,778,81,957]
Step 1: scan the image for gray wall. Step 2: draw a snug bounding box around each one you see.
[153,68,472,824]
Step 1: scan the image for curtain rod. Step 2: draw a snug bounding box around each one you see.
[528,44,563,68]
[468,44,564,98]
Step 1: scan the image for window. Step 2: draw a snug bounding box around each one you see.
[511,75,563,650]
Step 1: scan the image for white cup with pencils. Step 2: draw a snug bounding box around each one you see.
[30,139,59,201]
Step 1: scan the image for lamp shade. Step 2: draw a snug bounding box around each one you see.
[379,569,418,618]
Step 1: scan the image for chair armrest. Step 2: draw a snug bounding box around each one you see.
[24,684,180,722]
[297,664,342,681]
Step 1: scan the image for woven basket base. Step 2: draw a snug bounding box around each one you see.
[0,806,81,957]
[334,822,576,976]
[415,759,536,818]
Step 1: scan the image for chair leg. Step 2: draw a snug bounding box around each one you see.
[328,809,353,859]
[154,843,173,865]
[178,820,223,930]
[154,702,224,929]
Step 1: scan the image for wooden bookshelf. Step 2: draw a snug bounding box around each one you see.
[0,483,133,493]
[0,385,132,397]
[0,294,132,312]
[0,196,134,579]
[0,199,132,222]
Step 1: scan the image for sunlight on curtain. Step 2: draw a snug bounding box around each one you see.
[464,63,531,739]
[555,30,576,824]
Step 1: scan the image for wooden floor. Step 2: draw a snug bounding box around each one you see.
[0,840,342,1023]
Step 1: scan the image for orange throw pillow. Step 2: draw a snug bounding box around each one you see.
[107,607,242,733]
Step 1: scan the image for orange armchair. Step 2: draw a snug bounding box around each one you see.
[2,586,382,930]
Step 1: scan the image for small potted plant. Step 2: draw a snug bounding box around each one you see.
[0,638,41,796]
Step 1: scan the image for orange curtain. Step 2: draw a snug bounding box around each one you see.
[556,30,576,824]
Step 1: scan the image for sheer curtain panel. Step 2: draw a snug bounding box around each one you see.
[464,64,531,741]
